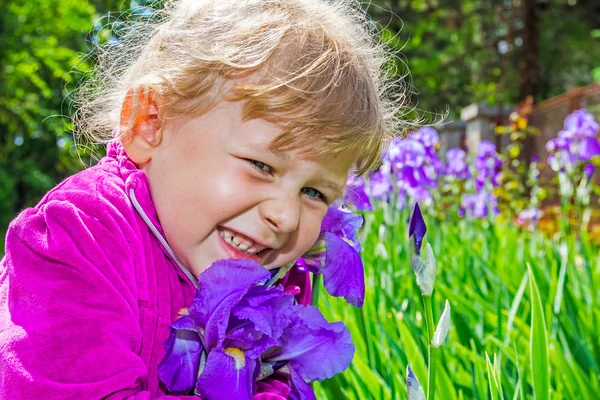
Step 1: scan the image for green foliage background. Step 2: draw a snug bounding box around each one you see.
[314,205,600,399]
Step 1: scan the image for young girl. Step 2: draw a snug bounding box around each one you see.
[0,0,407,398]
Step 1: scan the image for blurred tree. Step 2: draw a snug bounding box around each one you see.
[367,0,600,119]
[0,0,103,247]
[0,0,161,249]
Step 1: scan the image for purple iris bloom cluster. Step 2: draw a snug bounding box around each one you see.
[546,109,600,174]
[366,162,393,202]
[158,259,354,400]
[457,141,502,218]
[361,127,443,204]
[444,148,471,180]
[410,127,445,177]
[458,190,499,218]
[473,140,502,191]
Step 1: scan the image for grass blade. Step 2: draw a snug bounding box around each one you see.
[528,265,550,400]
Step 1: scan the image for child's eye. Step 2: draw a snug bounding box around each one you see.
[248,159,273,175]
[302,187,327,203]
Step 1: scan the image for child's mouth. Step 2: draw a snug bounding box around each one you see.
[217,226,272,263]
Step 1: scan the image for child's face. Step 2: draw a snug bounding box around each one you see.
[139,100,351,276]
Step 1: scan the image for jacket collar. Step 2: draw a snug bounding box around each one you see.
[105,139,199,289]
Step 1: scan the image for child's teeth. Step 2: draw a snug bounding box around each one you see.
[219,227,267,255]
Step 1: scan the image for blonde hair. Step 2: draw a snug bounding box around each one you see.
[74,0,415,176]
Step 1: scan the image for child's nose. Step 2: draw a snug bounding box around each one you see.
[259,192,300,233]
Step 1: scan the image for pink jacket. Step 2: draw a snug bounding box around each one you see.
[0,140,200,399]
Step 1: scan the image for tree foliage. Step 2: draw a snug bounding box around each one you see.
[0,0,99,241]
[367,0,600,118]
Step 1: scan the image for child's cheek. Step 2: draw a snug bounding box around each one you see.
[299,211,325,254]
[207,163,261,214]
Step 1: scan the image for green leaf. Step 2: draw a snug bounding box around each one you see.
[397,317,428,390]
[528,265,550,400]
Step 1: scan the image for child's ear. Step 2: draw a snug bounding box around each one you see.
[119,87,163,167]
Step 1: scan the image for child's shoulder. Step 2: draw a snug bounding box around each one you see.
[10,149,139,246]
[36,157,131,220]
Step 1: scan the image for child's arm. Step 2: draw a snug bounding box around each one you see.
[0,199,196,399]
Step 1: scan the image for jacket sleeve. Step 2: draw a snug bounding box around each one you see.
[0,199,196,399]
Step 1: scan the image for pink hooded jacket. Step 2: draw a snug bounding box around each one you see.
[0,140,201,399]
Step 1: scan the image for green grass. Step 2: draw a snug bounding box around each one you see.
[314,202,600,400]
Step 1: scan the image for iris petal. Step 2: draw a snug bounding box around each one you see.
[196,348,258,400]
[322,232,365,307]
[189,259,270,348]
[408,203,426,255]
[157,315,203,392]
[344,175,373,211]
[578,136,600,161]
[270,305,354,381]
[233,286,294,342]
[279,267,313,305]
[320,207,363,244]
[254,374,292,399]
[289,367,317,400]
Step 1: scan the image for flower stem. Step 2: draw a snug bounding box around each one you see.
[311,273,322,307]
[427,346,438,400]
[423,294,437,400]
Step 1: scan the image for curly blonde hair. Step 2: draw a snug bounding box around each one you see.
[74,0,415,176]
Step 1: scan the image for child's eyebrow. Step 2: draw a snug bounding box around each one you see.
[315,178,344,199]
[326,183,344,199]
[243,143,290,161]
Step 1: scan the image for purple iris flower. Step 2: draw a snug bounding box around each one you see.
[158,314,204,392]
[264,306,354,399]
[410,127,444,176]
[408,202,426,256]
[560,109,599,139]
[388,137,426,168]
[158,259,354,400]
[160,260,284,398]
[444,148,470,180]
[578,136,600,161]
[344,174,373,211]
[517,208,542,226]
[298,206,365,307]
[476,141,498,158]
[368,162,393,201]
[584,163,595,179]
[547,110,600,172]
[474,141,502,191]
[407,203,436,295]
[385,137,437,202]
[459,191,499,218]
[410,127,439,148]
[546,137,571,153]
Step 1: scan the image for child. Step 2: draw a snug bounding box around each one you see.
[0,0,407,398]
